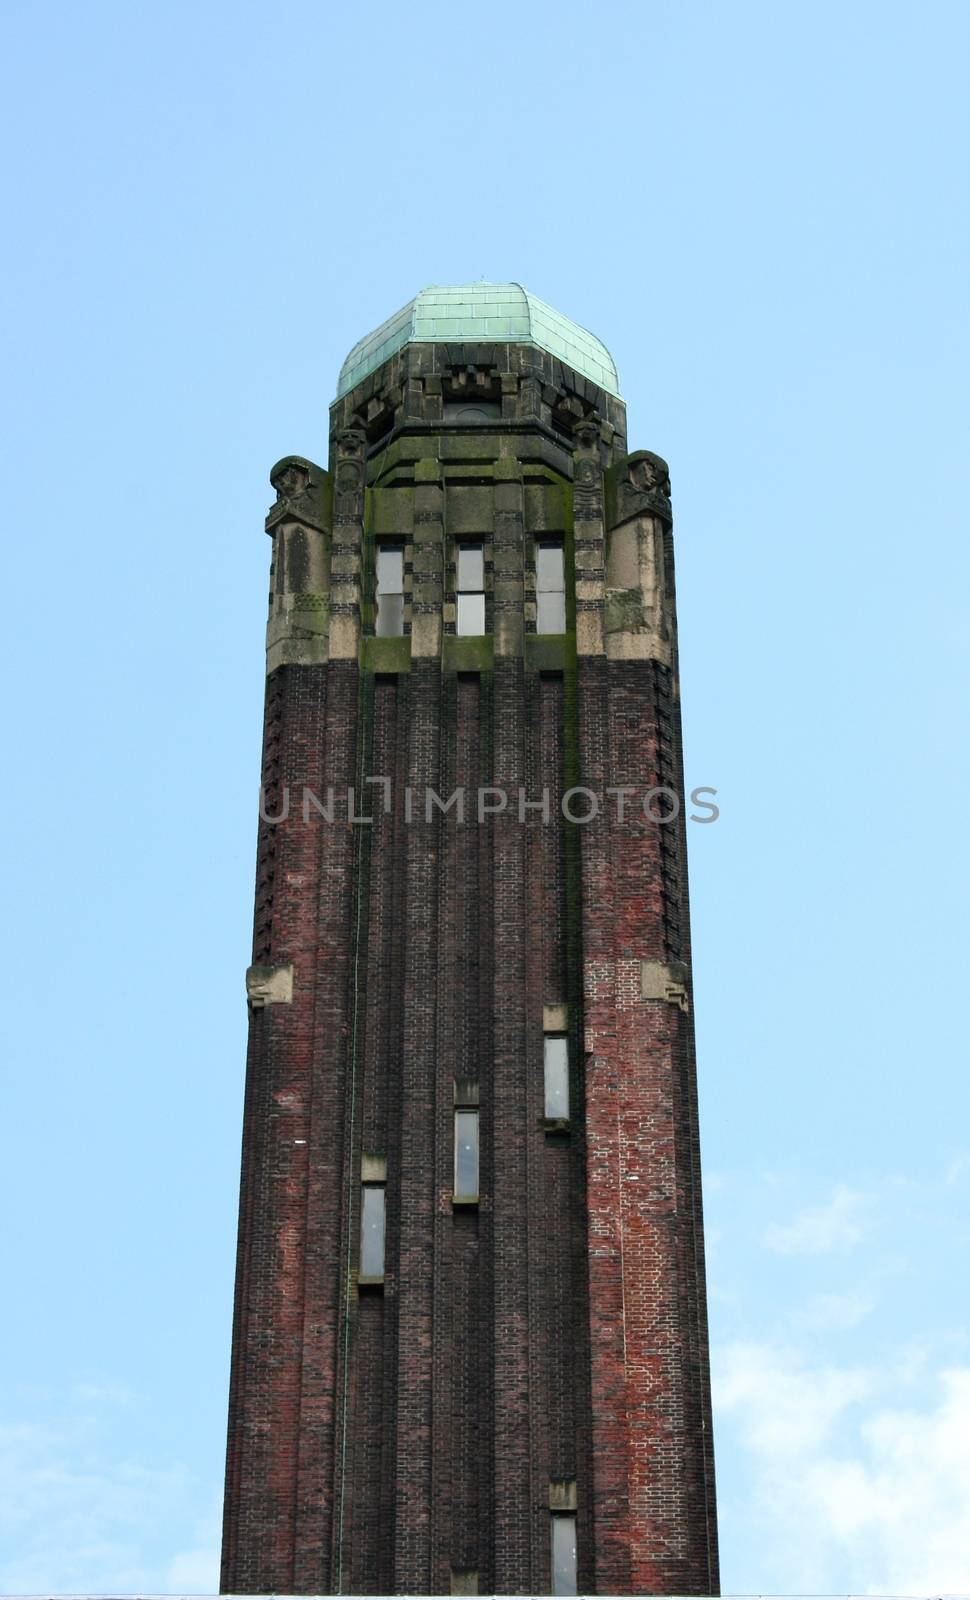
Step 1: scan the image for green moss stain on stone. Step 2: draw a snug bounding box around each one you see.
[372,485,412,535]
[362,479,376,613]
[443,635,494,675]
[361,635,411,674]
[526,636,566,671]
[289,592,330,631]
[604,587,644,634]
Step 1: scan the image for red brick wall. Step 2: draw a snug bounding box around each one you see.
[577,656,718,1595]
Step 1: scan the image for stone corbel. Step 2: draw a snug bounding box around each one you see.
[246,963,294,1009]
[640,959,690,1013]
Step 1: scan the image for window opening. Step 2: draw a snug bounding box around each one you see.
[376,544,404,636]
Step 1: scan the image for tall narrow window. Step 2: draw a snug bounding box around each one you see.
[456,542,485,635]
[551,1513,577,1596]
[359,1184,385,1279]
[544,1035,569,1120]
[454,1109,479,1201]
[376,543,404,637]
[536,540,566,633]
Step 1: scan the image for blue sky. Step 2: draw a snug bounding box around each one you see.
[1,0,968,1591]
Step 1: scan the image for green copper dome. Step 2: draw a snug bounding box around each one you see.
[336,283,621,399]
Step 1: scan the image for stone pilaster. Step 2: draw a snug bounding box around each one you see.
[328,427,366,662]
[493,455,525,659]
[572,421,607,660]
[411,458,444,660]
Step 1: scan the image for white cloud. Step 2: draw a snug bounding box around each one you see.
[828,1368,970,1592]
[714,1341,970,1592]
[763,1181,871,1254]
[717,1339,871,1456]
[0,1391,218,1595]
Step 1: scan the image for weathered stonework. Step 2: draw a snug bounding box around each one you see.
[603,452,674,665]
[245,962,294,1008]
[265,456,331,673]
[223,311,718,1597]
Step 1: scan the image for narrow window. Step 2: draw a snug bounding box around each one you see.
[551,1513,577,1596]
[456,541,485,636]
[544,1035,569,1120]
[376,544,404,637]
[536,540,566,634]
[359,1183,385,1279]
[454,1109,479,1201]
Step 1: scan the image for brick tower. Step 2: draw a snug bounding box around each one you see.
[221,284,718,1596]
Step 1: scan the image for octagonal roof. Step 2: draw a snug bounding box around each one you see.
[336,283,621,399]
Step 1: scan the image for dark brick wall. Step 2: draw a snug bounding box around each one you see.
[222,366,718,1595]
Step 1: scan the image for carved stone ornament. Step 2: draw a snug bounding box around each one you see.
[336,426,366,458]
[335,459,362,493]
[272,462,309,499]
[611,449,672,526]
[333,427,366,495]
[629,450,671,496]
[266,455,326,532]
[572,417,604,501]
[573,418,600,451]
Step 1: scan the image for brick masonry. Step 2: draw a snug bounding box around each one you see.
[221,341,719,1595]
